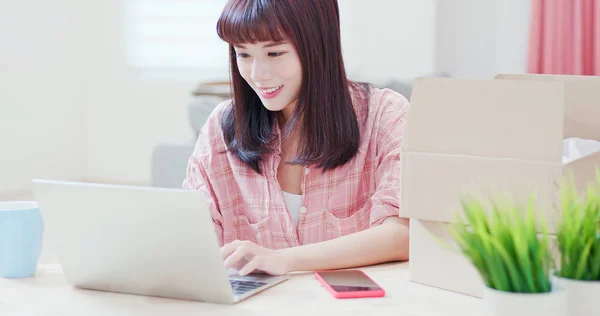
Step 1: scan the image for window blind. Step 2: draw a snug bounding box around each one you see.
[124,0,230,78]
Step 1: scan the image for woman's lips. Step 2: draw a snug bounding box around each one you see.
[258,85,283,99]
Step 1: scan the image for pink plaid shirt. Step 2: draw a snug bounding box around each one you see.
[182,87,409,249]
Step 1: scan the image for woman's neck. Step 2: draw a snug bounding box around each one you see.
[280,105,295,123]
[277,110,301,135]
[277,112,300,157]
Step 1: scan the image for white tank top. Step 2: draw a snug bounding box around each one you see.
[282,191,302,227]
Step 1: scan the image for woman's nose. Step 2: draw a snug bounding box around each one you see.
[251,60,272,82]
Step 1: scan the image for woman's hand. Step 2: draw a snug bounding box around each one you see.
[220,240,293,276]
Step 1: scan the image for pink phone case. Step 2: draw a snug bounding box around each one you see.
[314,270,386,299]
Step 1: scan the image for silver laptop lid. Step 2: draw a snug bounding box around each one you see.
[32,180,236,303]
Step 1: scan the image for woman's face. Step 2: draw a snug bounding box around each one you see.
[234,41,302,119]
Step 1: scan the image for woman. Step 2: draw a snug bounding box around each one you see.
[183,0,410,276]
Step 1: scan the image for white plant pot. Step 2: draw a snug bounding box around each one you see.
[552,276,600,316]
[483,287,566,316]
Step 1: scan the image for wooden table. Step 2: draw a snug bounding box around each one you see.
[0,262,485,315]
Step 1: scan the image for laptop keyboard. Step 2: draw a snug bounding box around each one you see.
[229,279,268,296]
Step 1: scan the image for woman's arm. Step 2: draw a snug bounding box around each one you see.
[221,216,408,276]
[283,216,409,271]
[182,101,232,247]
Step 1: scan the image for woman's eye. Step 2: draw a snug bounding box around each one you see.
[236,53,250,58]
[268,52,285,57]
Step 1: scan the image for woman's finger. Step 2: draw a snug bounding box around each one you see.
[223,244,253,269]
[239,256,264,276]
[220,239,244,260]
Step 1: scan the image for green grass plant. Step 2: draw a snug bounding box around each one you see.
[555,169,600,281]
[451,193,554,293]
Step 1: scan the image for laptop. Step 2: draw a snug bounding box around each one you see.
[31,179,288,304]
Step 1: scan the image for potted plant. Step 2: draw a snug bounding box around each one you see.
[552,170,600,316]
[451,193,565,316]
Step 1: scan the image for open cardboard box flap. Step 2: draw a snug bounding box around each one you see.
[495,74,600,140]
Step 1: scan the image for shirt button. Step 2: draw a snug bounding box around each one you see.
[304,168,310,175]
[299,207,307,214]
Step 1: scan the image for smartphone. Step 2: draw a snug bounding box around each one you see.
[314,269,385,298]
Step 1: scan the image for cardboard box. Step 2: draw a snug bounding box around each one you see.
[400,74,600,298]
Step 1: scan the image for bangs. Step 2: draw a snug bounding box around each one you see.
[216,0,289,45]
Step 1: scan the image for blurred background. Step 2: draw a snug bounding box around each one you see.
[1,0,598,200]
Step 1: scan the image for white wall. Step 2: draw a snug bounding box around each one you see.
[435,0,532,78]
[84,2,199,186]
[0,0,86,199]
[340,0,437,84]
[343,0,532,83]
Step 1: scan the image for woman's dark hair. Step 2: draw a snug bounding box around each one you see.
[217,0,369,174]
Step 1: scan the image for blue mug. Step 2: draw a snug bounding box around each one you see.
[0,201,44,278]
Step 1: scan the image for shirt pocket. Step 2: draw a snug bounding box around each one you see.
[232,214,273,248]
[324,197,371,238]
